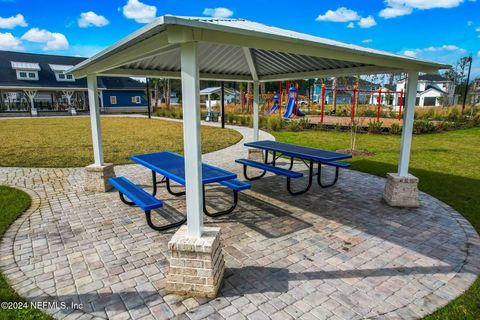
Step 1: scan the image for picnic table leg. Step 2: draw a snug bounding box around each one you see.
[202,185,239,217]
[145,210,187,231]
[317,163,340,188]
[150,171,167,197]
[166,178,186,196]
[288,157,294,170]
[286,160,313,196]
[119,192,135,206]
[243,150,268,180]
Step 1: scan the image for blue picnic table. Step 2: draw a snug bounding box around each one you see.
[130,152,250,223]
[238,140,352,195]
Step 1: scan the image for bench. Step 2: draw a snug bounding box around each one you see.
[236,158,312,196]
[317,161,351,188]
[203,179,251,217]
[202,111,220,122]
[219,179,251,191]
[108,177,186,231]
[235,159,303,180]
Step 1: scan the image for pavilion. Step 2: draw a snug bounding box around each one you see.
[69,15,449,297]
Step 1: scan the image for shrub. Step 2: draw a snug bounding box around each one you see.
[227,113,237,124]
[298,117,311,130]
[259,116,266,129]
[367,120,383,134]
[447,108,462,122]
[266,117,284,131]
[239,116,248,126]
[413,120,436,134]
[473,113,480,127]
[287,120,301,132]
[390,123,401,135]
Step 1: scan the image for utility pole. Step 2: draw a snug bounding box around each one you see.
[221,81,225,129]
[462,54,473,111]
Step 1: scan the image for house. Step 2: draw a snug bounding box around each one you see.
[0,51,147,115]
[200,86,239,108]
[393,74,457,108]
[469,78,480,106]
[312,77,379,105]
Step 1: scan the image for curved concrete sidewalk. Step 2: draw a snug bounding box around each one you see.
[0,118,479,320]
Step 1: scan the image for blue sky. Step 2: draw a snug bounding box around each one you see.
[0,0,479,77]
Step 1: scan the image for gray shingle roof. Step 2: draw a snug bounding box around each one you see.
[0,51,145,90]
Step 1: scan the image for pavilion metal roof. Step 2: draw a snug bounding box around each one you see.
[69,15,450,82]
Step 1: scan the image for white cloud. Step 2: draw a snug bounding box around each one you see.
[379,6,413,18]
[362,39,373,43]
[424,45,466,53]
[358,16,377,28]
[78,11,109,28]
[476,27,480,32]
[380,0,466,19]
[21,28,68,51]
[44,33,68,50]
[0,32,22,50]
[0,13,27,29]
[22,28,52,42]
[203,7,234,18]
[346,22,355,28]
[467,20,473,26]
[403,45,466,58]
[316,7,360,22]
[403,49,420,57]
[477,50,480,57]
[122,0,157,23]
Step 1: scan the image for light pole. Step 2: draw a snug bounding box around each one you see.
[462,54,473,111]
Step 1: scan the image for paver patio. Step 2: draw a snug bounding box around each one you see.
[1,124,479,320]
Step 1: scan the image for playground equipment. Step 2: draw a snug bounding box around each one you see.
[319,84,404,123]
[283,86,305,118]
[269,94,280,114]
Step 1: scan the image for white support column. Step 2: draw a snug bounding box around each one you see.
[398,71,418,177]
[253,80,260,141]
[180,41,203,238]
[383,70,420,207]
[87,75,104,166]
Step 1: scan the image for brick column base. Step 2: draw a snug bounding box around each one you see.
[85,163,115,192]
[248,148,264,162]
[166,226,225,298]
[383,173,419,207]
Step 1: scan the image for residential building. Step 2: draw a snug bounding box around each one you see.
[0,51,147,115]
[312,77,379,105]
[393,74,457,108]
[469,78,480,106]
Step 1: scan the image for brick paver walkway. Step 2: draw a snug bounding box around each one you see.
[1,120,479,320]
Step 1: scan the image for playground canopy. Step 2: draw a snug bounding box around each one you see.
[69,15,449,238]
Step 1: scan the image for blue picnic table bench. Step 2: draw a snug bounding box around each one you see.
[236,140,352,195]
[109,152,250,231]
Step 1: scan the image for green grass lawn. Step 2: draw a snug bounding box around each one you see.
[0,117,242,167]
[273,127,480,319]
[0,186,52,320]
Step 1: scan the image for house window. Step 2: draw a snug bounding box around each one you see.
[131,96,141,104]
[55,72,75,82]
[110,96,117,105]
[16,70,38,80]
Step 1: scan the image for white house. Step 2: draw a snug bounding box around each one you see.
[199,86,239,108]
[470,79,480,106]
[392,74,456,108]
